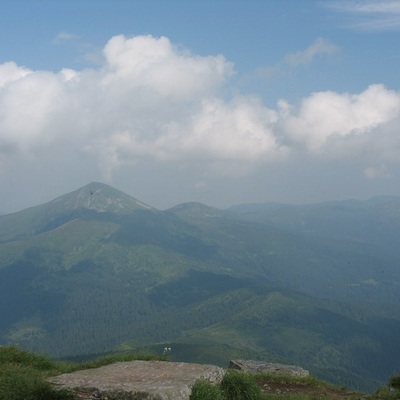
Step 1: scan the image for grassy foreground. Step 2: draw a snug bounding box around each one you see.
[191,371,400,400]
[0,346,165,400]
[1,346,399,400]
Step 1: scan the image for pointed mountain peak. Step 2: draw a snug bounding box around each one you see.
[0,183,153,243]
[49,182,154,214]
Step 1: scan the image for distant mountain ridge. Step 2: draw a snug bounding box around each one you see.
[1,183,400,392]
[229,195,400,257]
[167,202,226,219]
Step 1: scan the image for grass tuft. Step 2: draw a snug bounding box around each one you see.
[190,379,225,400]
[220,370,263,400]
[0,345,55,370]
[0,348,74,400]
[389,374,400,390]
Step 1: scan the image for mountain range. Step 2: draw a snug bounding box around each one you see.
[1,182,399,392]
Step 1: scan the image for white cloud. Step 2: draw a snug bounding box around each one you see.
[0,62,32,88]
[163,96,285,162]
[101,35,233,98]
[1,34,400,191]
[281,84,400,153]
[326,0,400,31]
[52,31,80,44]
[284,37,339,66]
[0,70,66,154]
[256,37,339,81]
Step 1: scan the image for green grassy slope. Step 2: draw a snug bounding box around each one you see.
[177,290,400,391]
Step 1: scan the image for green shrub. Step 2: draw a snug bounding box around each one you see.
[220,370,262,400]
[0,363,73,400]
[0,345,55,370]
[389,374,400,390]
[190,379,225,400]
[371,386,399,400]
[0,346,74,400]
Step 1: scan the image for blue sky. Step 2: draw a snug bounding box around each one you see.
[1,0,400,212]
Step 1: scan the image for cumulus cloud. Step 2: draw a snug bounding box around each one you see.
[0,62,32,88]
[101,35,233,98]
[0,70,67,154]
[162,96,285,161]
[1,34,400,187]
[281,84,400,153]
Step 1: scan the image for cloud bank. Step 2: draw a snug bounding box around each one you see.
[1,34,400,189]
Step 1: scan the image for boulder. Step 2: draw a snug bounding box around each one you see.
[229,360,309,377]
[48,360,225,400]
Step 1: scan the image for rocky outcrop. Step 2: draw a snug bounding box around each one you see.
[48,360,225,400]
[229,360,309,377]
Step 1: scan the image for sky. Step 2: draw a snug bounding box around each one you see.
[1,0,400,213]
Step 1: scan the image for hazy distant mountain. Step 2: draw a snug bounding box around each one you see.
[1,183,400,391]
[229,196,400,256]
[0,182,154,243]
[167,202,226,219]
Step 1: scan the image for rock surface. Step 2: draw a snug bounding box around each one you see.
[48,360,225,400]
[229,360,310,377]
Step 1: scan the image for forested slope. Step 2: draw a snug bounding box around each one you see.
[1,183,400,391]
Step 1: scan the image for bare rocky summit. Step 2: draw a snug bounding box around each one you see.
[48,360,225,400]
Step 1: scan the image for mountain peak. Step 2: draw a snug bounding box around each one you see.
[49,182,153,214]
[0,183,153,243]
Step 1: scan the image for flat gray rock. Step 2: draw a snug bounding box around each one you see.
[48,360,225,400]
[229,360,309,377]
